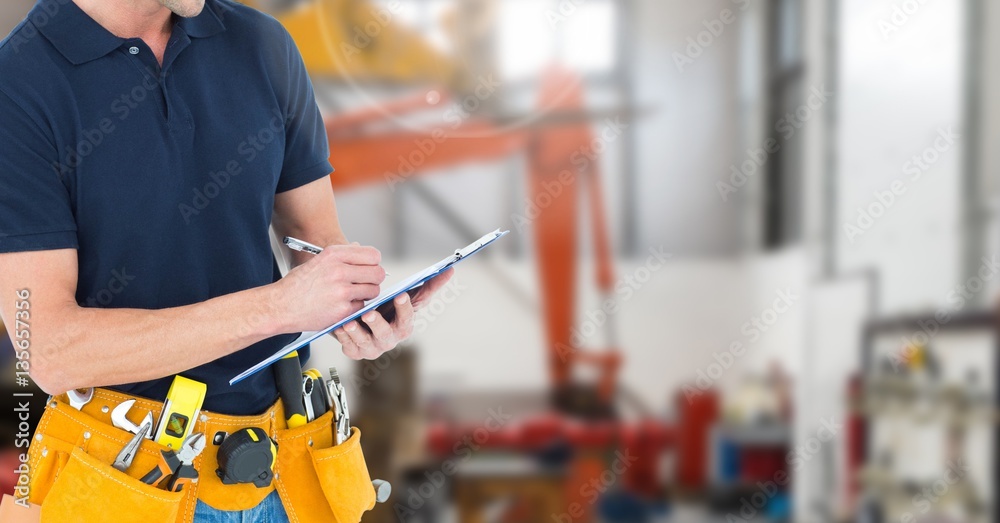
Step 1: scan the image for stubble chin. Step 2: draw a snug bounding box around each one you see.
[162,0,206,18]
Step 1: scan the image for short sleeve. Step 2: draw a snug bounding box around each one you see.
[275,30,334,194]
[0,88,78,253]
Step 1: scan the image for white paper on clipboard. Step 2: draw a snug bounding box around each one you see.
[230,229,510,385]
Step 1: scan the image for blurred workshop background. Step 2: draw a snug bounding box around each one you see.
[1,0,997,522]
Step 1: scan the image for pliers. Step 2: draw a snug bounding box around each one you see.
[141,433,206,492]
[328,368,350,445]
[113,418,152,472]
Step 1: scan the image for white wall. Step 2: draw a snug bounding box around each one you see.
[630,0,747,256]
[979,0,1000,297]
[835,0,966,314]
[797,1,974,520]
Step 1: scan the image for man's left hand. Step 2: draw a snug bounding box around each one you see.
[333,268,455,360]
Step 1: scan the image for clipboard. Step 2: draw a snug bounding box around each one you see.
[230,229,510,385]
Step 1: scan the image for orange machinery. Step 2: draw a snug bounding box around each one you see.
[260,0,717,517]
[322,68,675,520]
[323,69,623,417]
[258,0,624,415]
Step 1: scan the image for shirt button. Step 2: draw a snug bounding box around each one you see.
[129,46,140,55]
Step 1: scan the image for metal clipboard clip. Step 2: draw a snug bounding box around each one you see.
[454,229,507,260]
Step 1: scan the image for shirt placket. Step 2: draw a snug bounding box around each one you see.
[121,31,194,131]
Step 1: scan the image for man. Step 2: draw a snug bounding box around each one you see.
[0,0,451,520]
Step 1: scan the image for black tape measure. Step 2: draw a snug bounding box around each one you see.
[216,427,277,488]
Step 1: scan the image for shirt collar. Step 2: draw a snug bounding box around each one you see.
[176,0,227,39]
[34,0,124,66]
[33,0,226,66]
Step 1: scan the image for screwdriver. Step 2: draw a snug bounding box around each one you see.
[276,238,329,429]
[274,351,308,428]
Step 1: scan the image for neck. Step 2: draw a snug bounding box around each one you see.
[72,0,173,41]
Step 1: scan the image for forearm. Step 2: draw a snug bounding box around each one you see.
[272,177,349,269]
[32,283,292,394]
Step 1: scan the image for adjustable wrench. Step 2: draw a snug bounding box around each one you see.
[67,388,94,410]
[111,399,155,439]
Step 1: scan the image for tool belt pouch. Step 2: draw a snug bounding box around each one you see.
[27,399,185,523]
[274,411,376,523]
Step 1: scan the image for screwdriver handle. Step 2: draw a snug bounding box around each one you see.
[275,351,308,428]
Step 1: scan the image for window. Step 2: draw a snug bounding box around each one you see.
[498,0,617,81]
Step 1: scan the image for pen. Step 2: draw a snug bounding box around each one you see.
[283,237,324,255]
[283,237,390,275]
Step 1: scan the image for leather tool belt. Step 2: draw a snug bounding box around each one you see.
[25,387,376,523]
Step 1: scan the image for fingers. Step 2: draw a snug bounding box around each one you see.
[333,328,363,360]
[392,293,415,337]
[336,304,410,360]
[343,321,378,358]
[337,264,386,285]
[331,267,454,360]
[411,268,454,308]
[352,265,388,285]
[335,322,380,360]
[347,284,380,302]
[323,245,382,266]
[423,268,454,294]
[361,311,394,345]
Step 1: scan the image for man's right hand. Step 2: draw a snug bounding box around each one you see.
[275,244,386,333]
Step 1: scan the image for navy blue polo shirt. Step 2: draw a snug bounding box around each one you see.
[0,0,333,414]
